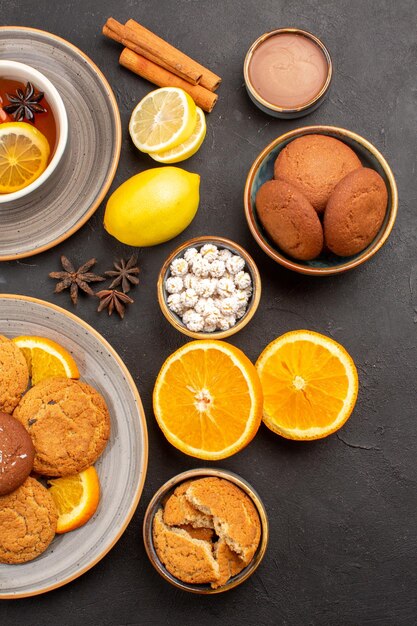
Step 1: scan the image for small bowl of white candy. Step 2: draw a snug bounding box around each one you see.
[157,236,261,339]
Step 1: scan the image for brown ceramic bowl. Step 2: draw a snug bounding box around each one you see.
[244,125,398,276]
[143,468,269,594]
[157,236,261,339]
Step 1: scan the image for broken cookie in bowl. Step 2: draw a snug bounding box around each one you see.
[143,468,268,593]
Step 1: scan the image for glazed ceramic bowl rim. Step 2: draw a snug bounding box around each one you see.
[0,59,68,204]
[157,235,262,339]
[143,468,269,594]
[244,125,398,276]
[243,28,333,114]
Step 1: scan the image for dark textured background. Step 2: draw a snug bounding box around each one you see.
[1,0,416,624]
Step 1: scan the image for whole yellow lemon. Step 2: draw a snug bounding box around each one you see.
[104,167,200,246]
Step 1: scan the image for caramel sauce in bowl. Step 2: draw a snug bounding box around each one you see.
[244,28,332,118]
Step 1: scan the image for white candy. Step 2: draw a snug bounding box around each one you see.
[170,258,188,277]
[190,252,202,264]
[226,254,245,275]
[191,278,206,296]
[185,312,204,332]
[208,305,221,319]
[183,273,199,290]
[220,296,239,316]
[165,276,183,294]
[191,256,210,277]
[182,309,195,325]
[236,306,247,319]
[209,259,226,278]
[199,278,217,298]
[181,288,199,308]
[235,289,250,308]
[200,243,218,263]
[217,314,236,330]
[203,314,218,332]
[234,270,251,290]
[195,298,220,318]
[217,277,235,298]
[218,248,232,262]
[167,293,184,315]
[183,247,199,262]
[195,297,210,315]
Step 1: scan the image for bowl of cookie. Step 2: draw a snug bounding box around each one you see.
[244,125,398,275]
[143,468,269,593]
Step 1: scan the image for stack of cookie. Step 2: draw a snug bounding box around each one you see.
[256,134,388,261]
[0,334,110,564]
[153,477,261,589]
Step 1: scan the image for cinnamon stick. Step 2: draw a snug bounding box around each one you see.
[106,18,202,86]
[119,47,218,113]
[125,19,221,92]
[103,24,197,84]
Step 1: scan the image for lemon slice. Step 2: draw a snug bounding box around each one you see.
[0,122,50,193]
[13,335,80,385]
[149,107,206,163]
[48,466,101,534]
[129,87,197,153]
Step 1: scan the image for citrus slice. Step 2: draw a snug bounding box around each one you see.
[0,122,50,193]
[12,335,80,385]
[149,107,206,163]
[48,466,100,534]
[153,340,263,460]
[256,330,358,440]
[129,87,197,153]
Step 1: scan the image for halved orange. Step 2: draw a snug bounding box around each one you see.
[153,340,263,460]
[256,330,358,440]
[48,466,101,534]
[13,335,80,385]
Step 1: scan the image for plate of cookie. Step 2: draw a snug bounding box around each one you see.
[0,294,148,598]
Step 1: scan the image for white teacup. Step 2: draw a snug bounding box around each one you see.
[0,60,68,203]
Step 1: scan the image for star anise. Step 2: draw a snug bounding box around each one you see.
[49,256,105,305]
[104,254,140,293]
[96,289,133,319]
[4,81,47,122]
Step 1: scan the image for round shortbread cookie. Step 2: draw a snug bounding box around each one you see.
[274,134,361,213]
[0,477,57,564]
[13,377,110,476]
[0,335,29,414]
